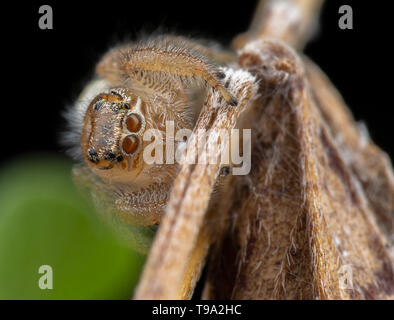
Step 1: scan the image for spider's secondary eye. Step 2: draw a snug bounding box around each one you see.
[104,151,116,161]
[87,148,99,163]
[125,113,142,133]
[94,100,103,111]
[122,135,139,155]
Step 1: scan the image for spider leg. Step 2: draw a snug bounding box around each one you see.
[97,40,238,106]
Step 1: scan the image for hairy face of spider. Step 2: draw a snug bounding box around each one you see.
[81,88,146,182]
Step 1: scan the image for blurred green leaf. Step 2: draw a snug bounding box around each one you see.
[0,154,145,299]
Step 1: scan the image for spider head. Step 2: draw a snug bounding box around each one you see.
[81,88,146,181]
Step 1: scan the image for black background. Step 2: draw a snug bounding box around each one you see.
[2,0,392,165]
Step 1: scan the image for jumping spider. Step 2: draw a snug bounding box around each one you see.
[65,35,240,230]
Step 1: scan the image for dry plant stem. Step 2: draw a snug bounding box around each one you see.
[175,205,219,299]
[135,0,326,300]
[134,71,257,299]
[133,0,394,300]
[233,0,324,50]
[202,39,394,299]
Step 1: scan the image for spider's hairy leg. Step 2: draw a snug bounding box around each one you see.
[114,192,165,226]
[113,181,173,226]
[158,35,236,65]
[73,164,165,226]
[97,41,238,106]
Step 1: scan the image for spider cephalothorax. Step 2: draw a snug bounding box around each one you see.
[81,88,146,178]
[74,83,179,226]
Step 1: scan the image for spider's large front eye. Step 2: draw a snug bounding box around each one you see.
[122,135,139,155]
[125,113,142,133]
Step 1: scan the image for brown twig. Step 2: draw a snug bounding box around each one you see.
[134,70,258,299]
[233,0,324,50]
